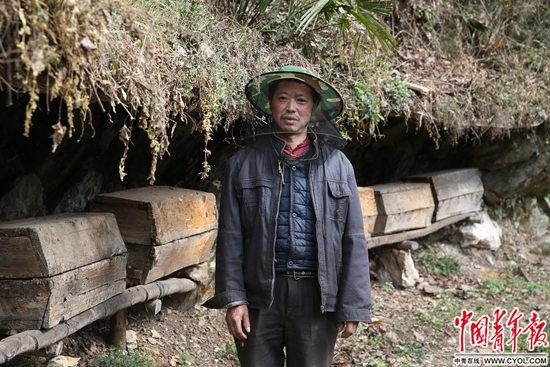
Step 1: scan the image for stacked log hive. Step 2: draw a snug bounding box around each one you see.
[371,182,435,235]
[404,168,484,221]
[0,213,126,330]
[357,168,484,247]
[92,186,218,285]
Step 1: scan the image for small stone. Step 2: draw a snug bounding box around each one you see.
[413,331,426,343]
[170,356,178,366]
[376,249,420,288]
[198,43,214,59]
[396,240,420,251]
[80,36,97,50]
[422,284,443,295]
[459,284,474,292]
[521,201,549,237]
[416,281,429,290]
[151,329,161,339]
[147,337,158,345]
[126,330,138,350]
[459,211,502,251]
[385,331,400,345]
[537,235,550,255]
[47,356,80,367]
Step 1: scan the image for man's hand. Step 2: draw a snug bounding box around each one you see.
[225,304,250,340]
[337,322,358,338]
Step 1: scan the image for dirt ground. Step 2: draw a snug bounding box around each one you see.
[5,210,550,367]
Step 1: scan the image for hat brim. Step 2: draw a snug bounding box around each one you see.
[245,70,344,122]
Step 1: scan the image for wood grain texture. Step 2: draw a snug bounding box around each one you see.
[0,255,126,330]
[127,229,217,285]
[93,186,218,246]
[43,255,127,328]
[0,213,126,278]
[358,187,377,237]
[0,235,44,279]
[0,278,51,330]
[405,168,484,221]
[372,182,435,234]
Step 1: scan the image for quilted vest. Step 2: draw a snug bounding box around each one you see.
[273,137,318,272]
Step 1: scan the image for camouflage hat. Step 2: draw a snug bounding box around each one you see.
[245,65,344,122]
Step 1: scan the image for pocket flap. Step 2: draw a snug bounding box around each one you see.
[238,178,273,190]
[327,180,350,198]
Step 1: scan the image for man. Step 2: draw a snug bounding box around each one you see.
[203,66,371,367]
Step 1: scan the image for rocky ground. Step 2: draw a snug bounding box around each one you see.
[5,201,550,367]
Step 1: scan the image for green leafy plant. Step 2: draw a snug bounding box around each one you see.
[384,74,412,112]
[216,0,396,51]
[93,349,155,367]
[417,249,461,278]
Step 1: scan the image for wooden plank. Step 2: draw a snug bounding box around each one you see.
[0,279,50,330]
[0,213,126,278]
[405,169,484,221]
[372,182,435,234]
[44,255,127,328]
[367,212,473,249]
[93,186,218,246]
[127,229,217,285]
[358,187,377,237]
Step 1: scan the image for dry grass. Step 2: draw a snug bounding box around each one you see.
[0,0,306,182]
[1,0,548,181]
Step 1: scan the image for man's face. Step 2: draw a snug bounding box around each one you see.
[270,80,315,135]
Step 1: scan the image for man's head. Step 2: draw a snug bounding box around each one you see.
[268,80,320,135]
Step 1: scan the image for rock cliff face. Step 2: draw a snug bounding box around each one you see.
[0,98,548,222]
[345,118,549,203]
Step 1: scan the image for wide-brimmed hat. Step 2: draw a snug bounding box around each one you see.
[245,65,344,122]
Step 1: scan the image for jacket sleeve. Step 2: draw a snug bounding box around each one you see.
[202,157,247,309]
[335,160,372,322]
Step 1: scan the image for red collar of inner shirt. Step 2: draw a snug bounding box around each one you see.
[283,137,311,159]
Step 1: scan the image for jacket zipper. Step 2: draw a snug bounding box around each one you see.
[309,159,326,313]
[269,159,284,308]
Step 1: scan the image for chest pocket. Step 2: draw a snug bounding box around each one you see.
[238,178,273,211]
[327,180,350,222]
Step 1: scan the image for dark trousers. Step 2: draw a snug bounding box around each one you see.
[236,275,338,367]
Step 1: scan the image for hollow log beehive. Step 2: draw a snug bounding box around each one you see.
[92,186,218,285]
[372,182,435,234]
[0,213,127,330]
[404,168,484,221]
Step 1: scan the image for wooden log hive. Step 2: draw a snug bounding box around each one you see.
[404,168,484,221]
[357,187,377,237]
[371,182,435,235]
[92,186,218,285]
[0,213,127,330]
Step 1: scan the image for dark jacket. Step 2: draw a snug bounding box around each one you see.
[203,135,372,322]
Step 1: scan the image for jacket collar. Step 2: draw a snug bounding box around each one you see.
[271,133,319,161]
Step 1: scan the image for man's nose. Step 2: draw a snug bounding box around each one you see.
[285,98,297,112]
